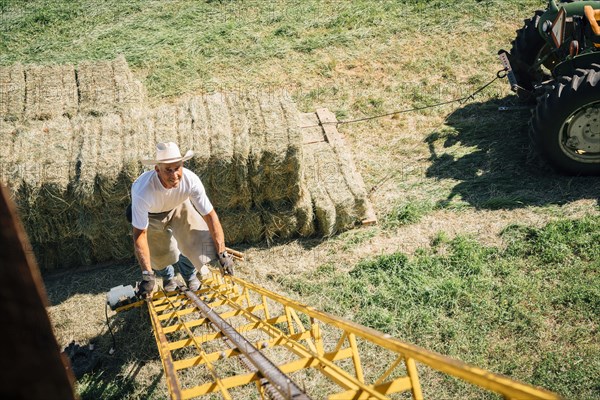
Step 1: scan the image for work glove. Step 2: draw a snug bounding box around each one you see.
[218,251,234,276]
[138,271,156,298]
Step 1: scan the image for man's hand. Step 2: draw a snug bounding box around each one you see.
[138,271,156,298]
[218,251,234,276]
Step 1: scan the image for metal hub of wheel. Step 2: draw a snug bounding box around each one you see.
[560,102,600,163]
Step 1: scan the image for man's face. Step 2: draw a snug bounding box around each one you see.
[156,161,183,189]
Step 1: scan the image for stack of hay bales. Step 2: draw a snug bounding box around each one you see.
[145,93,313,245]
[0,57,148,269]
[0,57,372,270]
[299,109,371,237]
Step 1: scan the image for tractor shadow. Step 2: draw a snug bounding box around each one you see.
[425,97,600,209]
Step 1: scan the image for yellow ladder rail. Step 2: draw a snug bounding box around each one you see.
[113,270,563,400]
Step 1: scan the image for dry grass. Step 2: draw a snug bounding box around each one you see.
[6,0,598,398]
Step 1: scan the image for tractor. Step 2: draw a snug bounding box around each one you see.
[499,0,600,175]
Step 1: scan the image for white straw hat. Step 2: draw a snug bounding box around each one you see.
[142,142,194,165]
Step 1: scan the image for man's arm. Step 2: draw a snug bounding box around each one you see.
[133,227,153,272]
[202,209,226,254]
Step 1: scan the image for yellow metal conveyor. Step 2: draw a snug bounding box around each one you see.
[111,270,562,400]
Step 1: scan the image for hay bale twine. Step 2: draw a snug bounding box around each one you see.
[25,63,78,120]
[0,63,25,121]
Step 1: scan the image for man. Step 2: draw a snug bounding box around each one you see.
[130,142,234,297]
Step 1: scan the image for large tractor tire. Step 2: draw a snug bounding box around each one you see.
[509,10,559,97]
[531,66,600,175]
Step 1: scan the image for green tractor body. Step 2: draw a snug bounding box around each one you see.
[501,0,600,174]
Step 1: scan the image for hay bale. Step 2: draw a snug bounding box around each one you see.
[187,96,211,166]
[71,115,100,204]
[205,93,234,159]
[0,63,25,120]
[322,123,369,223]
[153,103,179,144]
[245,94,303,206]
[221,209,263,244]
[314,141,358,233]
[279,93,303,150]
[32,237,94,271]
[97,114,124,175]
[122,106,154,163]
[9,117,75,190]
[24,64,78,120]
[200,93,252,211]
[112,55,145,107]
[121,106,150,179]
[224,93,252,209]
[225,93,251,164]
[0,121,19,190]
[78,59,115,115]
[262,202,298,244]
[303,142,337,236]
[78,57,144,116]
[174,97,195,155]
[295,184,315,237]
[75,114,134,264]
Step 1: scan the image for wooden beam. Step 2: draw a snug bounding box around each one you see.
[0,185,76,399]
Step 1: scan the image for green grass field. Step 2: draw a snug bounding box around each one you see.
[2,0,599,399]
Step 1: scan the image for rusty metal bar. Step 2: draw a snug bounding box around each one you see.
[184,289,312,400]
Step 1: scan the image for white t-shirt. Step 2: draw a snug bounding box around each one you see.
[131,168,213,230]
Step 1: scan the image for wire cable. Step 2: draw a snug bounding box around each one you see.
[303,69,506,128]
[105,302,117,355]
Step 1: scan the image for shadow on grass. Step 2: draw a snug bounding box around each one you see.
[76,307,164,400]
[44,262,165,398]
[43,259,139,305]
[425,97,600,209]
